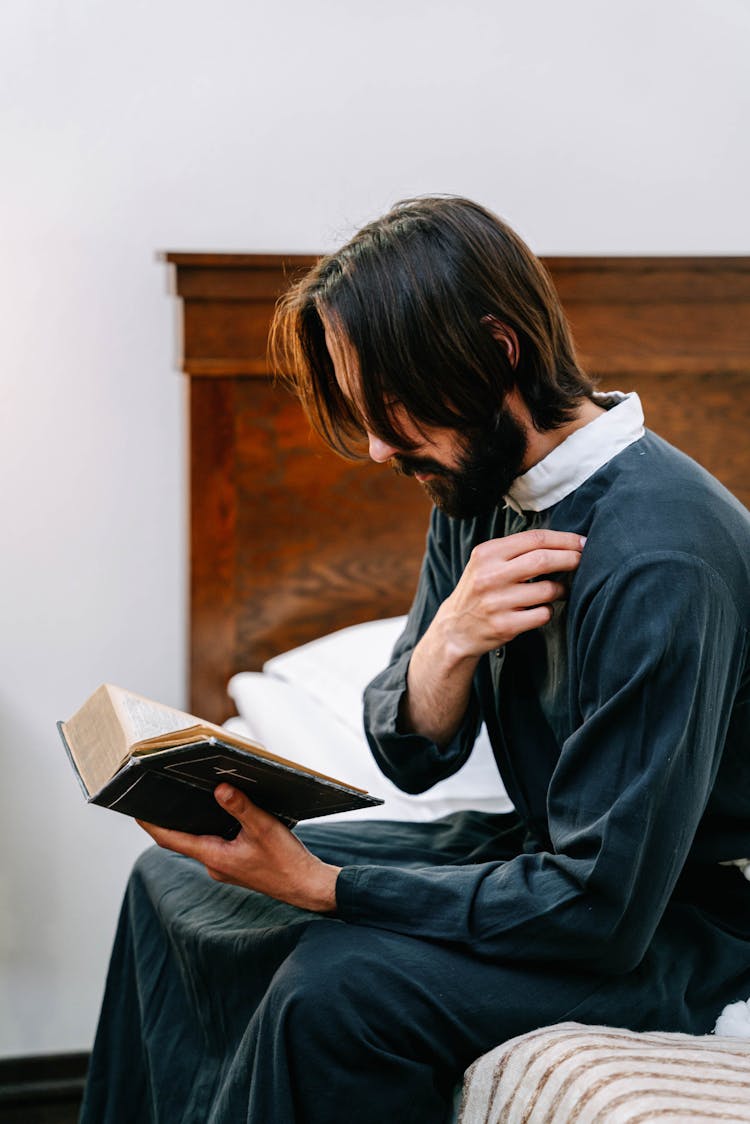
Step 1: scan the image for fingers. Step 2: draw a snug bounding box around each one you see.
[135,789,262,868]
[442,529,586,658]
[137,819,232,877]
[497,528,586,561]
[138,791,336,910]
[509,604,555,635]
[469,532,585,586]
[466,548,581,600]
[505,548,583,583]
[512,578,567,608]
[136,819,204,857]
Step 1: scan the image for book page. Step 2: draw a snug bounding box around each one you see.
[132,722,366,793]
[63,683,371,803]
[62,685,200,797]
[61,685,131,797]
[66,685,367,795]
[133,720,262,755]
[115,689,200,743]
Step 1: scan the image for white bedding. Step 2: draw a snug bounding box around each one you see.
[227,616,512,822]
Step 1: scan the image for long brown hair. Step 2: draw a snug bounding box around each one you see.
[269,196,594,458]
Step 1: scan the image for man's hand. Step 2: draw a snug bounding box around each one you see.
[401,529,586,745]
[434,528,586,660]
[137,784,341,913]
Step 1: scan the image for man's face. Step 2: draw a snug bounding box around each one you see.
[385,409,529,519]
[324,320,529,519]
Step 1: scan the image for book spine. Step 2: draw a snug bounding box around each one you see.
[89,758,144,807]
[56,722,90,800]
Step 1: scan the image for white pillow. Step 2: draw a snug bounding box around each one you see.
[227,616,512,820]
[262,616,409,735]
[225,676,511,823]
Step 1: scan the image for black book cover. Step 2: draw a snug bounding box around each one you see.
[58,725,383,838]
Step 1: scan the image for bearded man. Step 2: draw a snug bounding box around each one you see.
[82,197,750,1124]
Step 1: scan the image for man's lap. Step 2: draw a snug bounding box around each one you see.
[119,838,606,1122]
[126,823,607,1058]
[83,816,750,1122]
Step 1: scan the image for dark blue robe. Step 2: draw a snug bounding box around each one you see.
[82,431,750,1123]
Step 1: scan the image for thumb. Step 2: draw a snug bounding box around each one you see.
[214,784,284,835]
[214,783,250,817]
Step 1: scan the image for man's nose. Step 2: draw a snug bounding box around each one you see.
[367,432,400,463]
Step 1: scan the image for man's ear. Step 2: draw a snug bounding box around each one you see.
[480,315,520,369]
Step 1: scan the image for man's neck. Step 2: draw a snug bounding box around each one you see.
[511,393,607,474]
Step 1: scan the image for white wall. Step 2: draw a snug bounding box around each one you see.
[0,0,748,1057]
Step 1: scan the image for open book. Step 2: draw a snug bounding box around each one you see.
[59,684,383,837]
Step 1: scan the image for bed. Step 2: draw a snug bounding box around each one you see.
[164,250,750,1121]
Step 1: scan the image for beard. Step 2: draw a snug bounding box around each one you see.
[391,408,528,519]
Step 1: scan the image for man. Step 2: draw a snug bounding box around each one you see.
[82,197,750,1123]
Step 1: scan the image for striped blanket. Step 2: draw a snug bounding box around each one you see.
[458,1022,750,1123]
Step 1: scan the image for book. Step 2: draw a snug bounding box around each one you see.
[58,684,383,838]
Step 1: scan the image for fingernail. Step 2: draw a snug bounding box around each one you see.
[215,784,236,804]
[579,536,587,548]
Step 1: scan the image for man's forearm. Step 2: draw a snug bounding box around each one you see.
[398,617,480,746]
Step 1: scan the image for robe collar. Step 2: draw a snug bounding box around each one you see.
[504,391,645,515]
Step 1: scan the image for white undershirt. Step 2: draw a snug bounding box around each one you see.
[504,391,646,515]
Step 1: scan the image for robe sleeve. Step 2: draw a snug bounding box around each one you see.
[362,508,482,794]
[339,553,746,972]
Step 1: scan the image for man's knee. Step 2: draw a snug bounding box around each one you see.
[263,921,401,1052]
[269,922,367,1010]
[252,922,456,1120]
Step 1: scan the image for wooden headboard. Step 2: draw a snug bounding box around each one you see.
[165,253,750,723]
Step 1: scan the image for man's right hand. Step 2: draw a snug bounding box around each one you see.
[400,529,586,746]
[435,528,586,660]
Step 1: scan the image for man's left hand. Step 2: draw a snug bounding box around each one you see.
[137,784,341,913]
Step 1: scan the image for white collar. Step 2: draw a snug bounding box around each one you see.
[504,391,645,514]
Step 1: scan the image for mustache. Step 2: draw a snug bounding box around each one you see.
[391,454,454,479]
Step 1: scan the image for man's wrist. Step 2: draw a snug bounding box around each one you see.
[418,610,481,673]
[305,863,341,913]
